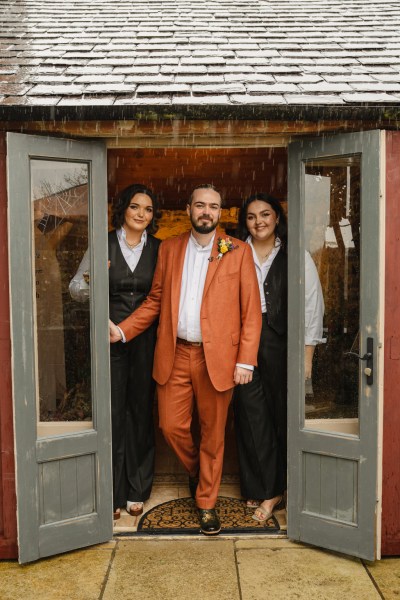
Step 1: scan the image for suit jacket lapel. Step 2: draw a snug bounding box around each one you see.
[202,228,224,301]
[171,231,190,335]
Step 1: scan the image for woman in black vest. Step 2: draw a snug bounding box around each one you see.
[234,193,287,522]
[109,184,161,520]
[70,183,161,520]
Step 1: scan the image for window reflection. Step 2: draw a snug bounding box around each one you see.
[304,156,361,433]
[31,159,92,423]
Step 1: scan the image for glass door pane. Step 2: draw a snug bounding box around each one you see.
[304,155,361,436]
[31,159,92,435]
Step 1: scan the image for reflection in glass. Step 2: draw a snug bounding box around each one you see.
[304,156,361,432]
[31,159,92,423]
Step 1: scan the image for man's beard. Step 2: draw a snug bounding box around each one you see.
[190,214,218,234]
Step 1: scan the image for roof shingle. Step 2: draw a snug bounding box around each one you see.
[0,0,399,108]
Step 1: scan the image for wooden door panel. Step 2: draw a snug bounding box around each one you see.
[287,131,382,561]
[7,134,112,563]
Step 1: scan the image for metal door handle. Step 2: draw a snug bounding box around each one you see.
[344,352,372,361]
[344,337,373,385]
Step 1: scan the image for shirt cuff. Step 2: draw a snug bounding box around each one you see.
[116,326,126,343]
[236,363,254,371]
[78,283,89,299]
[304,336,326,345]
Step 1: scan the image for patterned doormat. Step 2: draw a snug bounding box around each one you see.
[136,496,282,535]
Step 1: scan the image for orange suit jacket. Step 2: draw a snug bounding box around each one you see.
[118,229,262,392]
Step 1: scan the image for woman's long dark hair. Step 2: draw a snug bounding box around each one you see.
[111,183,160,234]
[237,193,287,251]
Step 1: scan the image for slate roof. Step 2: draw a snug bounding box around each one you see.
[1,0,400,116]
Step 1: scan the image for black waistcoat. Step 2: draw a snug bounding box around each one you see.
[263,248,288,336]
[108,230,161,324]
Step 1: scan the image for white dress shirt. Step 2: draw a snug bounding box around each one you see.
[247,236,281,314]
[177,232,214,342]
[246,237,325,346]
[69,249,90,303]
[117,227,147,272]
[304,250,325,345]
[69,228,147,303]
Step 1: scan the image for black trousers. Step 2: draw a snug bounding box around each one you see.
[234,315,287,500]
[110,323,156,510]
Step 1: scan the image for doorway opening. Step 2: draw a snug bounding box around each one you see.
[107,145,288,532]
[106,144,363,533]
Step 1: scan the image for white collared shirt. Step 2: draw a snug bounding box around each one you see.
[247,236,281,314]
[177,232,214,342]
[304,250,325,345]
[117,227,147,272]
[246,236,325,346]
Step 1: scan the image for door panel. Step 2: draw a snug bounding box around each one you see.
[287,131,383,561]
[7,133,112,563]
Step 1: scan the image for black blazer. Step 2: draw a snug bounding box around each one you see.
[263,247,288,336]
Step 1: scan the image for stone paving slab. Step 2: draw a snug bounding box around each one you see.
[102,539,240,600]
[0,543,114,600]
[236,545,381,600]
[365,558,400,599]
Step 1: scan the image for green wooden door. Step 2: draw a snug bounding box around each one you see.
[287,130,383,561]
[7,133,112,563]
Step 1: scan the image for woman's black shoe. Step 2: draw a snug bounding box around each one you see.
[198,509,221,535]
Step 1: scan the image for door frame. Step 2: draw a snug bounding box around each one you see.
[1,125,388,559]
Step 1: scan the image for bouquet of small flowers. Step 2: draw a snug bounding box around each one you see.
[209,237,238,262]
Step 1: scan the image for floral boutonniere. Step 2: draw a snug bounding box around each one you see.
[208,237,238,262]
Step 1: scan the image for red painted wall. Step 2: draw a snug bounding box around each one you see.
[0,133,17,559]
[382,131,400,556]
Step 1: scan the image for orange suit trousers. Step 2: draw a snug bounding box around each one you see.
[157,342,233,509]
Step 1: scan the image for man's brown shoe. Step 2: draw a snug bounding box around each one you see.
[198,508,221,535]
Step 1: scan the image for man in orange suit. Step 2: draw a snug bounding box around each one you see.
[109,184,261,535]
